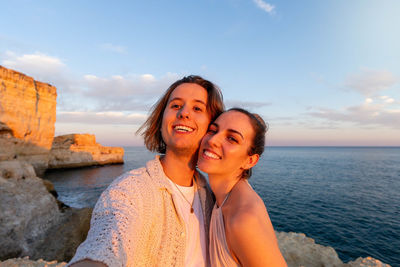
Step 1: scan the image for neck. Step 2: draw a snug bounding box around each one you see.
[209,173,241,207]
[160,149,197,186]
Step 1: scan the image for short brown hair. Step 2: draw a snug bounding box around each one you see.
[137,75,224,153]
[227,108,268,179]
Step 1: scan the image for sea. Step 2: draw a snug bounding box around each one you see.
[44,146,400,266]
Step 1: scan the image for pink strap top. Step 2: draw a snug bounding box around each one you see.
[209,192,240,267]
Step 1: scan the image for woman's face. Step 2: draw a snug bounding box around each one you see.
[197,110,258,178]
[161,83,211,154]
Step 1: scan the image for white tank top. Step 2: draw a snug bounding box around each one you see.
[209,192,240,267]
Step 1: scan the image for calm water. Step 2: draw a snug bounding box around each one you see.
[45,146,400,266]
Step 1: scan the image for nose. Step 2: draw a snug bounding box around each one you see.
[207,132,221,148]
[178,105,190,119]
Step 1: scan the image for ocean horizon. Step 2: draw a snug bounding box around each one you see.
[45,146,400,266]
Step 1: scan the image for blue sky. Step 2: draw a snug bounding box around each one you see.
[1,0,399,146]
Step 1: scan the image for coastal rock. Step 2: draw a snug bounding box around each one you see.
[345,257,392,267]
[48,134,124,169]
[0,257,66,267]
[276,231,391,267]
[277,231,344,267]
[31,207,92,262]
[0,160,93,263]
[0,66,57,175]
[0,160,62,260]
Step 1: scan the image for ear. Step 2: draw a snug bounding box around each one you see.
[243,154,259,170]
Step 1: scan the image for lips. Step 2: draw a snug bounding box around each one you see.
[173,124,194,133]
[203,149,221,160]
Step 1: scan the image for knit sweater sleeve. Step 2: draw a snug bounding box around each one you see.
[68,170,147,267]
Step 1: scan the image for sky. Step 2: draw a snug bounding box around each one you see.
[1,0,399,146]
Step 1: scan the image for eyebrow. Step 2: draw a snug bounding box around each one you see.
[169,97,207,106]
[211,122,244,140]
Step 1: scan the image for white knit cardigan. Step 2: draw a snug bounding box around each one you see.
[68,155,214,267]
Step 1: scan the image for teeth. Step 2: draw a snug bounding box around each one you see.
[204,150,220,159]
[174,125,194,132]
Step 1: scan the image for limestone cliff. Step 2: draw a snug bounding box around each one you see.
[0,66,57,175]
[48,134,124,169]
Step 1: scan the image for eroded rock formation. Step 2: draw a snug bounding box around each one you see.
[48,134,124,169]
[276,231,391,267]
[0,160,92,262]
[0,257,66,267]
[0,66,57,175]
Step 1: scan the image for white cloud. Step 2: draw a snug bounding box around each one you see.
[365,98,373,104]
[57,111,147,125]
[99,43,126,54]
[225,100,271,109]
[253,0,275,14]
[345,69,397,96]
[2,51,66,81]
[81,72,180,111]
[307,102,400,128]
[1,51,81,99]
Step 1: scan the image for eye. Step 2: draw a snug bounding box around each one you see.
[227,136,238,143]
[171,103,181,109]
[194,106,203,112]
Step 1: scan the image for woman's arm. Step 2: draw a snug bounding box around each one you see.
[226,206,287,267]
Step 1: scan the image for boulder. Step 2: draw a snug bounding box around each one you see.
[48,134,124,169]
[275,231,391,267]
[345,257,392,267]
[0,257,66,267]
[31,207,92,262]
[0,160,62,260]
[0,160,93,263]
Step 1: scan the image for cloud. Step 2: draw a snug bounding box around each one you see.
[1,51,82,102]
[2,51,66,80]
[253,0,275,14]
[1,51,182,113]
[345,69,397,96]
[99,43,127,54]
[305,69,400,129]
[82,72,180,111]
[307,101,400,128]
[57,111,147,125]
[225,100,272,109]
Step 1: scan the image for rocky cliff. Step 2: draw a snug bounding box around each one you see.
[0,160,92,262]
[0,66,121,264]
[0,66,124,174]
[48,134,124,169]
[0,66,57,175]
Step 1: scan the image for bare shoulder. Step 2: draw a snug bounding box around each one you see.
[224,186,271,238]
[223,180,287,267]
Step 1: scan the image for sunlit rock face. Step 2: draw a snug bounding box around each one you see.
[0,66,57,175]
[276,231,392,267]
[48,134,124,169]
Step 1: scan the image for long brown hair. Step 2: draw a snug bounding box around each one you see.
[137,75,224,153]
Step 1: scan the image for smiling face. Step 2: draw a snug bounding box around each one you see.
[161,83,211,154]
[197,110,259,178]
